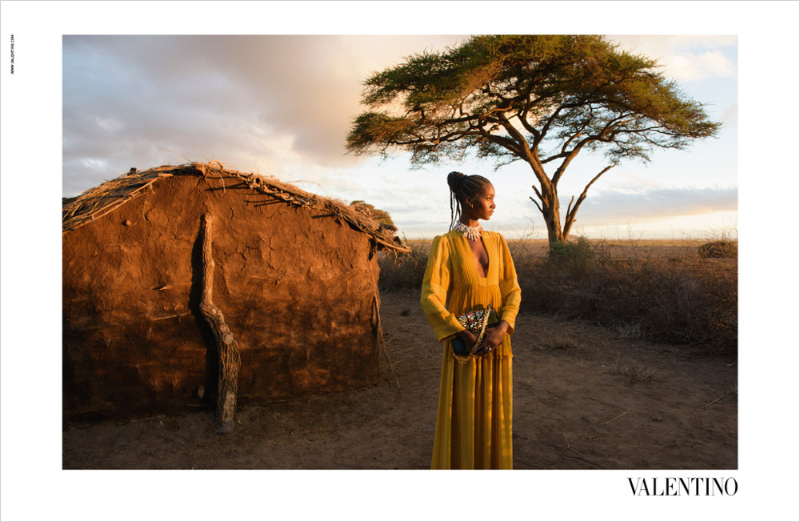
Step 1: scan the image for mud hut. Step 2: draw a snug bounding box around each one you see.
[63,162,409,424]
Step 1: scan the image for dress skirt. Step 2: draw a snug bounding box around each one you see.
[431,338,513,469]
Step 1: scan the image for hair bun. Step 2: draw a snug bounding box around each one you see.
[447,171,466,192]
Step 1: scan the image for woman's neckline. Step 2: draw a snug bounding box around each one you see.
[453,231,491,278]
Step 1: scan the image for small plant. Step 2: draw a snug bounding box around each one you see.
[615,321,644,341]
[704,219,738,243]
[547,237,593,259]
[377,239,430,292]
[588,238,614,265]
[537,332,580,351]
[612,355,655,384]
[547,236,596,277]
[350,200,395,226]
[698,240,737,259]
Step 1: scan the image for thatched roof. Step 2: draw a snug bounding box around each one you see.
[62,162,410,253]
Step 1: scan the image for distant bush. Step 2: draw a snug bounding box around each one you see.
[350,200,395,226]
[547,237,594,258]
[377,241,430,293]
[379,237,738,354]
[698,240,737,259]
[546,236,597,278]
[517,252,737,354]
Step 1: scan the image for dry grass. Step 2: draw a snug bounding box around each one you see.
[378,234,738,354]
[377,237,431,292]
[534,331,582,352]
[615,321,644,341]
[612,354,656,384]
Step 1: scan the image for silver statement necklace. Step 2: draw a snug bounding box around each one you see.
[454,221,483,241]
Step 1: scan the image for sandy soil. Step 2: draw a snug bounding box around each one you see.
[62,291,737,469]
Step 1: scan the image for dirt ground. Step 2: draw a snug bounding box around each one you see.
[62,291,737,470]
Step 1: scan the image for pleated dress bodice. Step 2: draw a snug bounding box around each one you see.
[420,230,521,360]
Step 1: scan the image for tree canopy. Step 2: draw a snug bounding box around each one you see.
[350,200,395,227]
[347,35,721,244]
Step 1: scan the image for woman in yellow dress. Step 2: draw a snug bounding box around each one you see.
[421,172,522,469]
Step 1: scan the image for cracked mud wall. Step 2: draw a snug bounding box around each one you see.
[63,175,382,421]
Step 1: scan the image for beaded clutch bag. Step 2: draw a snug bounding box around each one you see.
[451,306,498,364]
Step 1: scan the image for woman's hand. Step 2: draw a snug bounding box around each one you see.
[456,328,478,348]
[475,321,510,355]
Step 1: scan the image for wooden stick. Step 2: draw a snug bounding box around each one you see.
[63,177,161,231]
[703,394,725,408]
[598,408,631,426]
[372,235,411,253]
[382,347,401,388]
[198,213,242,433]
[566,439,585,457]
[149,312,190,321]
[647,441,678,456]
[380,334,400,388]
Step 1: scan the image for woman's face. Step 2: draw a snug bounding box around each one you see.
[465,183,496,221]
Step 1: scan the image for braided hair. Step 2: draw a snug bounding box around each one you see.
[447,171,492,231]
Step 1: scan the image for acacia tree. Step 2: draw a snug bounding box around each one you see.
[347,35,720,246]
[350,200,395,226]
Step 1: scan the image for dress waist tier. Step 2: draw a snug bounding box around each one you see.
[448,284,504,316]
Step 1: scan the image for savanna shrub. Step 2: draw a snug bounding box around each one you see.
[377,241,430,292]
[546,236,596,277]
[698,240,737,259]
[378,237,737,353]
[516,255,737,353]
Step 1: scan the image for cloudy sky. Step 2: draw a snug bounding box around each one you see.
[63,34,738,240]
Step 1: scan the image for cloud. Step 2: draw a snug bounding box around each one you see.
[62,35,466,196]
[608,35,737,81]
[575,186,738,225]
[722,103,738,127]
[660,50,737,81]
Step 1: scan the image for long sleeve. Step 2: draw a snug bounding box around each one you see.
[497,234,522,335]
[420,235,465,342]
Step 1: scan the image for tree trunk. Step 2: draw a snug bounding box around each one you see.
[198,213,242,434]
[540,185,565,247]
[543,208,565,246]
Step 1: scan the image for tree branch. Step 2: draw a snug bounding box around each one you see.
[497,113,551,189]
[475,124,524,157]
[529,195,544,214]
[516,111,541,141]
[562,164,617,237]
[530,183,547,214]
[550,112,637,185]
[531,183,545,204]
[565,195,575,222]
[536,104,565,148]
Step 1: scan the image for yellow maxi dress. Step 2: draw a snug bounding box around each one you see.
[420,229,522,469]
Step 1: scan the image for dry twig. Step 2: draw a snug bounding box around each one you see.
[703,394,725,408]
[598,408,631,426]
[381,335,401,388]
